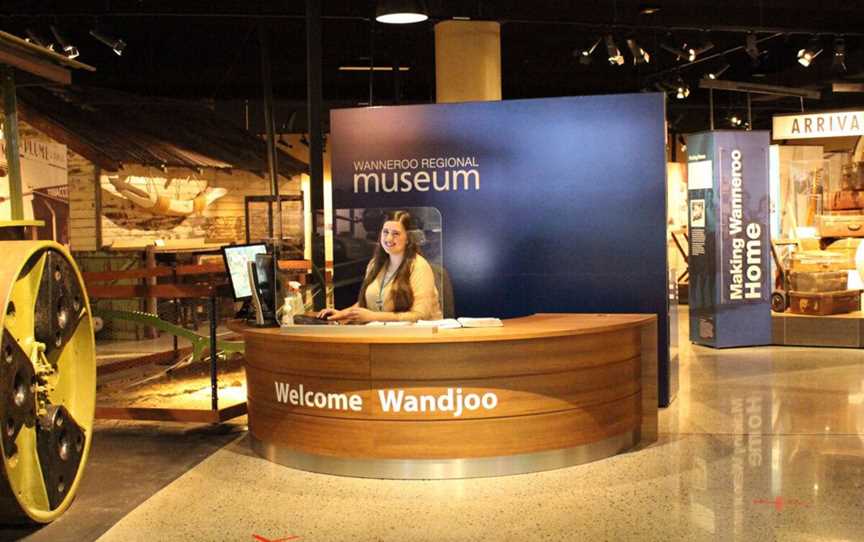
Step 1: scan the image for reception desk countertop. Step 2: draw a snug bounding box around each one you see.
[235,313,658,479]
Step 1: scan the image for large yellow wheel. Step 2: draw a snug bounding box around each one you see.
[0,242,95,523]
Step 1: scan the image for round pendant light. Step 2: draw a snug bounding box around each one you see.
[375,0,429,24]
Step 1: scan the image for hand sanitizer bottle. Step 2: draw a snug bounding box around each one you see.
[288,281,304,323]
[281,294,295,327]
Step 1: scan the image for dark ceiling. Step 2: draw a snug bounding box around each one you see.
[3,1,864,133]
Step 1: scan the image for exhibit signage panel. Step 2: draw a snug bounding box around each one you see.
[773,110,864,140]
[686,131,772,348]
[330,94,676,405]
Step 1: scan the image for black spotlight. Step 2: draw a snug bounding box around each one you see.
[606,35,624,66]
[832,37,846,72]
[745,33,761,62]
[626,38,651,65]
[688,40,714,61]
[706,59,730,80]
[50,26,79,59]
[89,29,126,56]
[797,37,823,67]
[573,37,601,65]
[25,28,54,50]
[661,41,690,62]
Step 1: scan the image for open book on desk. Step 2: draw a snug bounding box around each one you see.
[415,319,462,329]
[415,318,503,328]
[456,317,503,328]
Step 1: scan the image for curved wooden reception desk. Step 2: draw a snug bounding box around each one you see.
[236,313,658,479]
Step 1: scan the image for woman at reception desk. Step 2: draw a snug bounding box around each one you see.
[237,311,659,479]
[318,209,442,324]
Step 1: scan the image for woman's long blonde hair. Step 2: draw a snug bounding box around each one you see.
[357,210,420,312]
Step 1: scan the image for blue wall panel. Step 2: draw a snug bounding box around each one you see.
[330,94,675,405]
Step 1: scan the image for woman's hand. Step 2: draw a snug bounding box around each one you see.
[316,308,340,320]
[327,306,377,324]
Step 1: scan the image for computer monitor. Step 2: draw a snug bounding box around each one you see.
[252,253,278,316]
[222,243,268,300]
[247,255,279,326]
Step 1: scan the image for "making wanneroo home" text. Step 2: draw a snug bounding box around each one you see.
[727,149,763,301]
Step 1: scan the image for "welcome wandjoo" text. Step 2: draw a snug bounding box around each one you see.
[273,381,498,418]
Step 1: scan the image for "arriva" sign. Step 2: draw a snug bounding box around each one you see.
[773,111,864,140]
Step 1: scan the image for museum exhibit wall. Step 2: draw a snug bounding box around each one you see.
[330,93,676,405]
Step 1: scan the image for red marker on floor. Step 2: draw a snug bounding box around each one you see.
[252,534,301,542]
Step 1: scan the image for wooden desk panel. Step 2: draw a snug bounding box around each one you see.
[245,355,640,420]
[248,392,641,459]
[245,340,371,379]
[239,313,658,478]
[370,329,640,380]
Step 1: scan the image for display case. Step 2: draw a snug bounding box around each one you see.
[770,113,864,343]
[788,159,829,234]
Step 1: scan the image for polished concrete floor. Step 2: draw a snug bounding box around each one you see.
[4,309,864,541]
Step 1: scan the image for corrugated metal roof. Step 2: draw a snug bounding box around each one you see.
[17,86,307,176]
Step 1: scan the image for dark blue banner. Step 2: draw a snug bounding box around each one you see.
[686,131,771,348]
[331,95,675,405]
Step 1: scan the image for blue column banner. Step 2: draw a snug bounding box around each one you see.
[686,131,771,348]
[330,94,676,406]
[719,148,769,305]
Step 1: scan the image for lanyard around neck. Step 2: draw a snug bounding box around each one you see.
[376,266,399,311]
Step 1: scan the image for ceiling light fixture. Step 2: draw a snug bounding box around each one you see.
[688,40,714,61]
[706,59,730,80]
[574,37,601,65]
[50,26,80,59]
[653,80,674,93]
[661,41,690,62]
[90,29,126,55]
[745,33,761,62]
[639,5,661,15]
[375,0,429,24]
[797,37,823,67]
[339,65,411,71]
[832,37,846,72]
[606,35,624,66]
[626,38,650,65]
[674,75,690,99]
[24,28,54,51]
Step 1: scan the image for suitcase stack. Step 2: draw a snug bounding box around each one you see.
[782,162,864,316]
[786,270,861,315]
[824,238,862,270]
[820,163,864,238]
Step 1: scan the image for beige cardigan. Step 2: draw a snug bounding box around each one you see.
[363,254,443,321]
